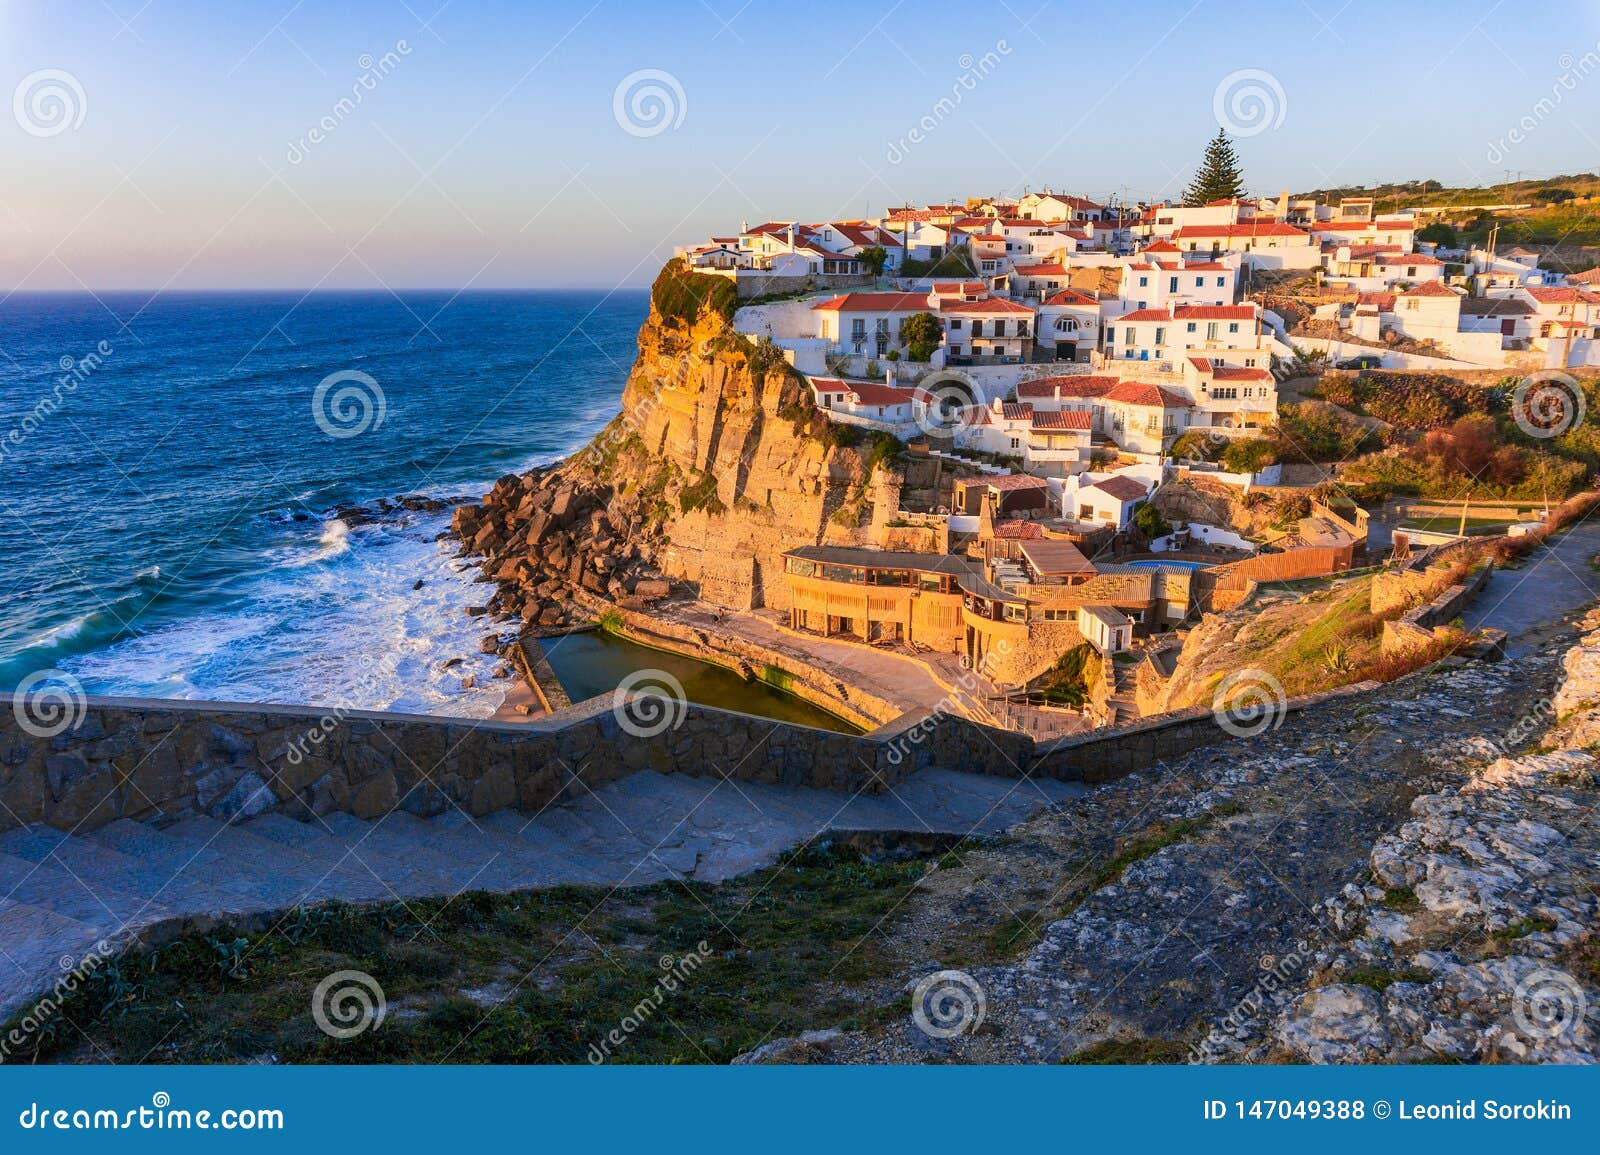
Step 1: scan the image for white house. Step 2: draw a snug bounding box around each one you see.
[938,296,1036,363]
[1118,258,1238,310]
[1018,191,1105,221]
[806,377,922,430]
[1184,358,1277,432]
[1063,470,1156,528]
[1035,289,1105,361]
[1102,304,1271,367]
[810,291,932,357]
[1173,222,1319,270]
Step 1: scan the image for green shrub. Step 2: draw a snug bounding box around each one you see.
[650,258,737,326]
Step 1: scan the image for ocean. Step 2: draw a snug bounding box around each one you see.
[0,289,648,717]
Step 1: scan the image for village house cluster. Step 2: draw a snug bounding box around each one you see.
[670,186,1594,720]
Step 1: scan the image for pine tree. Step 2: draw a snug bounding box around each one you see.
[1184,130,1246,206]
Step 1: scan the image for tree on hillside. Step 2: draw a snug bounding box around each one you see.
[901,312,942,362]
[1534,186,1576,204]
[1417,222,1458,247]
[859,246,888,276]
[1183,129,1246,206]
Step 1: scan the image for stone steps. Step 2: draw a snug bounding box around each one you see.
[0,765,1085,1021]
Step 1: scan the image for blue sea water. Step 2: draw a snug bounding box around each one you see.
[0,290,647,716]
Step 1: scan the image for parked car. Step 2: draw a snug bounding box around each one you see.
[1334,355,1382,370]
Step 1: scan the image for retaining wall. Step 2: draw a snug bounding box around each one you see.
[3,672,1393,839]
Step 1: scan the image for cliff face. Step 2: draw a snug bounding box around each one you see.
[452,291,898,626]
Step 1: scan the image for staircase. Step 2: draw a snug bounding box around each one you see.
[1106,657,1140,726]
[0,766,1082,1018]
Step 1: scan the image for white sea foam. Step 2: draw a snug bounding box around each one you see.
[61,509,511,719]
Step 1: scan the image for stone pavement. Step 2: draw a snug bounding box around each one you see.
[0,766,1082,1020]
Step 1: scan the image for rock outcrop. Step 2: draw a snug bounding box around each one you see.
[451,273,900,624]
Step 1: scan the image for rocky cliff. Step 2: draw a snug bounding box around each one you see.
[450,266,908,628]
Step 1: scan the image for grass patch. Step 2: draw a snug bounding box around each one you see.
[1341,965,1433,992]
[4,842,950,1065]
[1092,803,1243,891]
[1380,887,1422,914]
[1491,915,1558,942]
[1060,1037,1193,1065]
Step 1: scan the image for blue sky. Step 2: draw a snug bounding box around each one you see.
[2,0,1598,289]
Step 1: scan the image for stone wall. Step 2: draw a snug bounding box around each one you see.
[0,674,1399,839]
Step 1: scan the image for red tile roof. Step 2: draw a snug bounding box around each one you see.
[810,292,930,312]
[1013,263,1068,276]
[938,297,1035,315]
[1173,305,1257,320]
[1085,474,1152,501]
[1042,288,1100,306]
[1175,222,1309,239]
[1524,286,1600,304]
[1313,218,1416,232]
[1017,375,1117,399]
[1103,381,1194,408]
[993,520,1044,540]
[1031,410,1093,431]
[1207,365,1273,382]
[841,380,918,406]
[1569,266,1600,285]
[1377,253,1443,266]
[931,280,986,294]
[999,402,1033,420]
[1356,292,1396,310]
[1400,281,1459,298]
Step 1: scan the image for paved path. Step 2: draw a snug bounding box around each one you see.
[0,767,1082,1020]
[659,602,953,716]
[1462,522,1600,653]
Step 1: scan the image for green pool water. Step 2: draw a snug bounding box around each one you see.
[537,631,861,734]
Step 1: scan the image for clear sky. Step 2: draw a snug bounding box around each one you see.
[2,0,1599,290]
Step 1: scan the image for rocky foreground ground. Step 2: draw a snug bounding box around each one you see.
[742,609,1600,1064]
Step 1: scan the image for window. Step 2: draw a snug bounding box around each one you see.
[1104,328,1114,344]
[949,345,962,356]
[1228,322,1239,333]
[1216,277,1225,287]
[1170,277,1179,292]
[993,320,1007,337]
[1138,276,1148,287]
[1186,321,1197,333]
[949,319,963,330]
[972,320,984,337]
[1154,327,1165,345]
[1206,322,1219,340]
[1009,437,1020,449]
[1193,276,1202,288]
[851,318,866,338]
